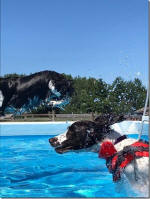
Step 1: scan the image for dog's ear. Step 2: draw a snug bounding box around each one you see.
[94,113,125,126]
[109,114,126,125]
[94,114,109,125]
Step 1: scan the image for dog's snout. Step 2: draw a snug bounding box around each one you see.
[49,137,58,143]
[49,137,59,146]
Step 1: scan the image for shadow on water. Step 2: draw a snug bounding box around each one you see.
[7,167,105,183]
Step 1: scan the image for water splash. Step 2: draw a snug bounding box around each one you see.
[4,92,70,115]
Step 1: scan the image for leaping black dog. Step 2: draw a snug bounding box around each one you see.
[0,70,73,115]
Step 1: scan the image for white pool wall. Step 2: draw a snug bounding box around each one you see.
[0,120,149,136]
[111,120,149,135]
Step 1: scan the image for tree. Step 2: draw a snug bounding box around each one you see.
[61,76,109,114]
[107,77,146,114]
[3,73,26,78]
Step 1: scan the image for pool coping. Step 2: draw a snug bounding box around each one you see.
[0,121,75,125]
[0,120,149,125]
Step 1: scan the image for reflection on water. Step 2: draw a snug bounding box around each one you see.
[0,134,148,197]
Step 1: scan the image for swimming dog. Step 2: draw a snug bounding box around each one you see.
[49,114,149,195]
[0,70,73,115]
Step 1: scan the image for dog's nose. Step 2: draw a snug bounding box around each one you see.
[49,137,58,146]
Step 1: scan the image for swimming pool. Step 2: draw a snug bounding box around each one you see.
[0,122,149,197]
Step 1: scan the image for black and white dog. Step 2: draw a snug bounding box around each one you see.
[0,70,73,115]
[49,114,149,195]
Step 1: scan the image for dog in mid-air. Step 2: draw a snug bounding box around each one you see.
[49,113,149,196]
[0,70,73,115]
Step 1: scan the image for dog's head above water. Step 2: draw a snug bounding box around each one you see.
[49,114,125,154]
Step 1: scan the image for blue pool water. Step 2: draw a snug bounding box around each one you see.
[0,122,149,197]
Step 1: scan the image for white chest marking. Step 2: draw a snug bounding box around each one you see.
[0,90,4,107]
[48,80,55,91]
[48,80,61,97]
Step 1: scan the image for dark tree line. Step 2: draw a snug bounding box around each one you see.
[1,73,26,78]
[61,75,146,115]
[1,73,146,115]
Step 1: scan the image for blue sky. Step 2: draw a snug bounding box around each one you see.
[1,0,148,85]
